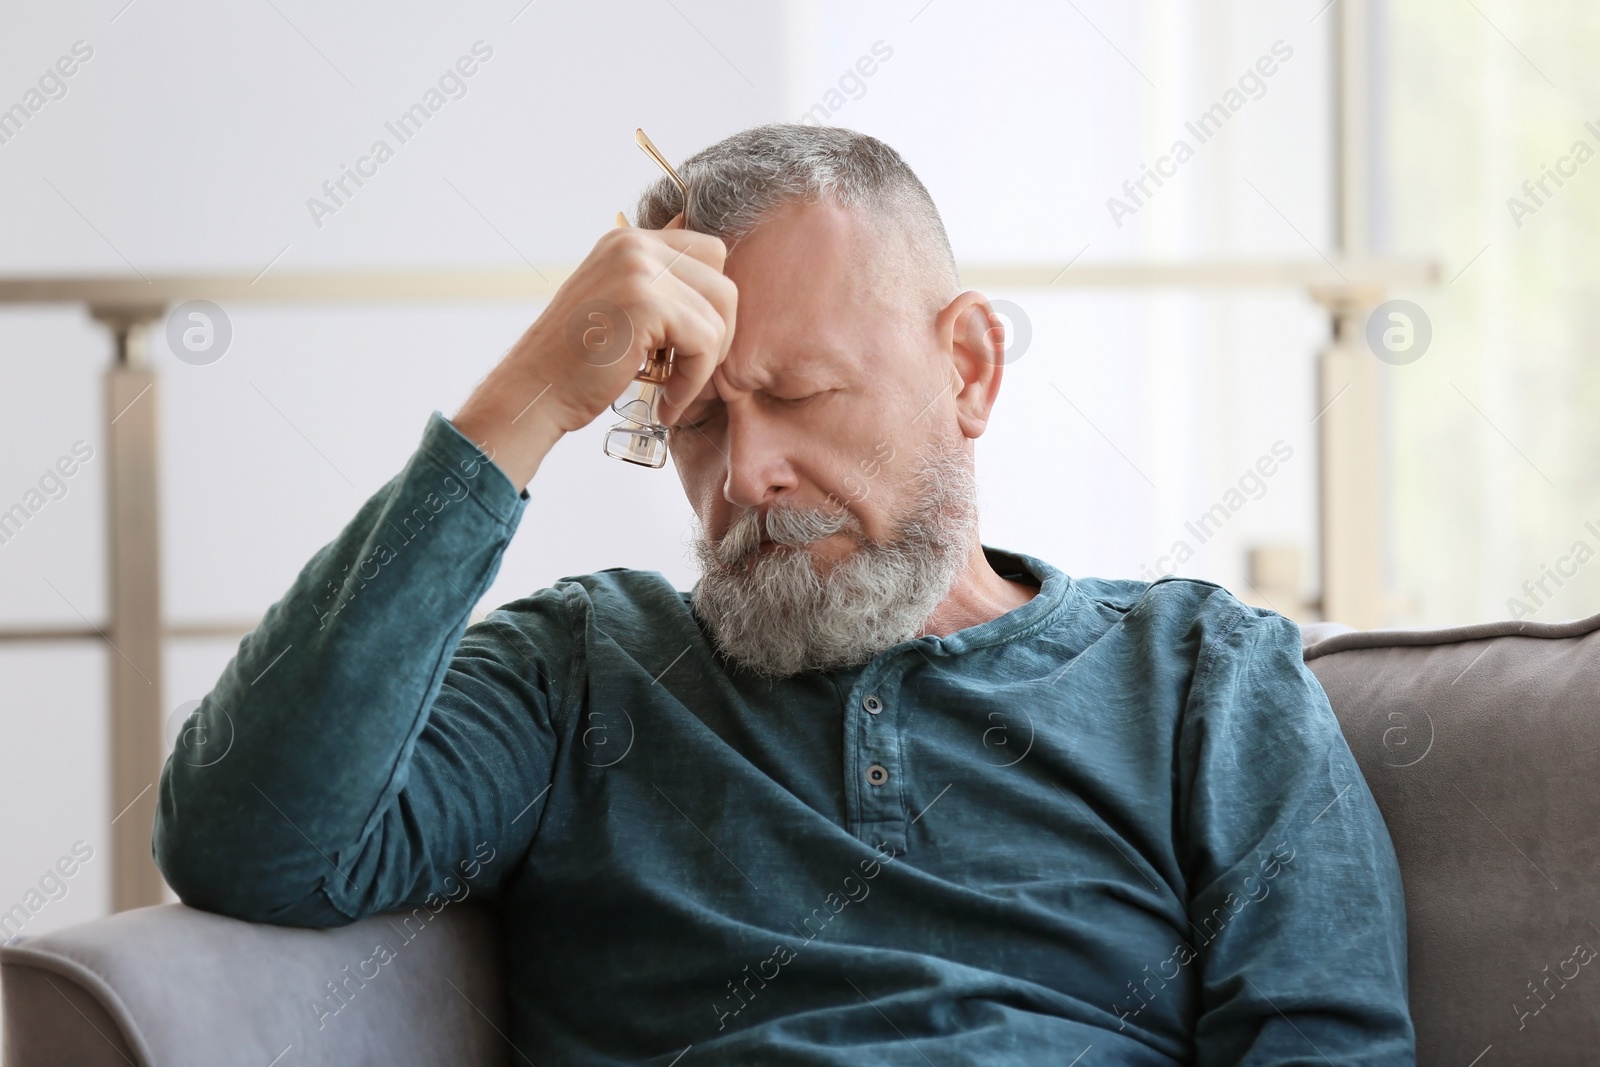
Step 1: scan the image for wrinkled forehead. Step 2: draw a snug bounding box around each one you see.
[723,197,886,306]
[717,198,913,389]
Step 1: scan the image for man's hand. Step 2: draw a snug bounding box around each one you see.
[451,212,738,492]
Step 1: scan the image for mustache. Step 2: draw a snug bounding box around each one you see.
[710,501,860,566]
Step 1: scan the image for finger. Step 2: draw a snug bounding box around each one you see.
[651,253,737,373]
[663,243,737,366]
[650,248,737,325]
[650,276,731,414]
[657,370,716,427]
[651,226,726,271]
[660,211,685,230]
[660,313,727,418]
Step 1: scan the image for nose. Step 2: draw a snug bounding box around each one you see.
[721,408,798,511]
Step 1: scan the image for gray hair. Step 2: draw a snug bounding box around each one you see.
[633,123,960,318]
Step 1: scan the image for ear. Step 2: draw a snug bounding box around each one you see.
[934,290,1007,440]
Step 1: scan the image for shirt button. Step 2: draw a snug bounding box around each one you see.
[863,695,883,715]
[866,763,889,786]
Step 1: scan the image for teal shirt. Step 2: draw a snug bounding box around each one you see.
[154,412,1415,1065]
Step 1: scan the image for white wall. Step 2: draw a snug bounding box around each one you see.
[0,0,1334,969]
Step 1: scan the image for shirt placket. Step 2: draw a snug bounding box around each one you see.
[847,660,909,856]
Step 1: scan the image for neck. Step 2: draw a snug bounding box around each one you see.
[920,540,1037,638]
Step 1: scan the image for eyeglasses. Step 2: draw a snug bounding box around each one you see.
[603,128,690,469]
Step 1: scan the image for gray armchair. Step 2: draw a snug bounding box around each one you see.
[7,610,1600,1065]
[1,895,507,1066]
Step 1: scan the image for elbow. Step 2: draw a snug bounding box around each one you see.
[153,766,350,928]
[152,766,257,919]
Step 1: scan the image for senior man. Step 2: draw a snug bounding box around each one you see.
[155,124,1414,1064]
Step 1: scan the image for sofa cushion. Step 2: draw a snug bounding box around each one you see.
[1303,610,1600,1065]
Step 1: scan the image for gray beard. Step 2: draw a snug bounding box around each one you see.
[690,433,978,679]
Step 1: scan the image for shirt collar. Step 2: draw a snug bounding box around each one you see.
[898,543,1071,659]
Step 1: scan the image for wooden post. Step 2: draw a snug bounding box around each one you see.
[1315,294,1388,629]
[1314,0,1391,630]
[95,304,168,911]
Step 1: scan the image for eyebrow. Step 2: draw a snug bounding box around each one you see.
[715,363,842,400]
[672,374,834,427]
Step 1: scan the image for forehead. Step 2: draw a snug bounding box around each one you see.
[716,198,900,389]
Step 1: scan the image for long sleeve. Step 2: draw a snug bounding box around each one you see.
[153,411,573,927]
[1177,604,1416,1065]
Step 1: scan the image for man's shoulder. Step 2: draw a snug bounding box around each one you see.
[1003,547,1249,626]
[1069,573,1300,657]
[1073,572,1241,618]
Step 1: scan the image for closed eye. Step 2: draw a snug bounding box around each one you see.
[772,389,833,407]
[672,389,835,433]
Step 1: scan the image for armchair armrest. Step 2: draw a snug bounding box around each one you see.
[2,901,507,1067]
